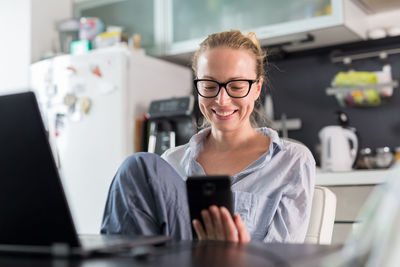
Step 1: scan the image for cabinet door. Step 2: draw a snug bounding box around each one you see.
[167,0,336,55]
[328,185,376,221]
[332,223,356,244]
[74,0,157,53]
[328,185,376,244]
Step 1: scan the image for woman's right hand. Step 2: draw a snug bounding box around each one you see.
[192,205,250,243]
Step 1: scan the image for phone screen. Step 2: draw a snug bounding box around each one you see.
[186,175,233,238]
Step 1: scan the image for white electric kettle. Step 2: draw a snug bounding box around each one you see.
[319,126,358,172]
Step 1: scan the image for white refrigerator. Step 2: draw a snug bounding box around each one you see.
[30,47,192,234]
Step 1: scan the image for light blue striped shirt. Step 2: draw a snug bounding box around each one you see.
[161,127,315,243]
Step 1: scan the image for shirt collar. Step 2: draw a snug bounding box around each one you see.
[186,127,286,179]
[188,127,210,159]
[188,127,285,158]
[254,127,285,151]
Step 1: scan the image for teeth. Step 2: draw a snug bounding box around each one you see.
[215,110,234,116]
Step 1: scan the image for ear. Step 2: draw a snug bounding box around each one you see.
[253,77,263,100]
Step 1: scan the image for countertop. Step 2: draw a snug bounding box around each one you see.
[315,162,400,186]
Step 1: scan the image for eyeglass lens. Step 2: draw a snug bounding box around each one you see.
[196,80,251,97]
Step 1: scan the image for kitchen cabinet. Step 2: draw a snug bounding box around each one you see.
[165,0,368,57]
[328,185,375,244]
[74,0,158,53]
[74,0,368,59]
[316,166,396,244]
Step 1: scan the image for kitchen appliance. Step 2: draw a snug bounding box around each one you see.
[58,18,80,53]
[147,96,196,155]
[359,146,395,169]
[319,125,358,172]
[358,147,375,169]
[30,46,192,234]
[375,147,394,168]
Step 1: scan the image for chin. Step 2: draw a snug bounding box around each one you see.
[210,121,241,132]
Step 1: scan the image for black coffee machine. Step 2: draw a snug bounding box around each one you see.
[146,96,196,155]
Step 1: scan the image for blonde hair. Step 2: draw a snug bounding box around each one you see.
[192,30,268,128]
[192,30,266,78]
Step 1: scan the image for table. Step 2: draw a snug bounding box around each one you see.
[0,241,342,267]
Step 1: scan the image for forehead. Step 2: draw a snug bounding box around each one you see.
[196,47,257,79]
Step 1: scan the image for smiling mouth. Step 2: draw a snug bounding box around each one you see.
[212,109,238,117]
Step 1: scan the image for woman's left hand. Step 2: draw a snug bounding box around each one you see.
[192,205,251,243]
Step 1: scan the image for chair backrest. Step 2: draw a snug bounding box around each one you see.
[305,186,337,245]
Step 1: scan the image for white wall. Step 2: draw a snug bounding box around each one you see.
[0,0,72,94]
[0,1,31,94]
[31,0,73,62]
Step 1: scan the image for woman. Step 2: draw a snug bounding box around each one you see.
[101,30,315,243]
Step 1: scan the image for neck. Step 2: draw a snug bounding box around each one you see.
[206,123,259,152]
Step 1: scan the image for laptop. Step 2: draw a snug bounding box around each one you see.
[0,91,171,257]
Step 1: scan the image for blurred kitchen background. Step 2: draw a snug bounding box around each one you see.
[1,0,400,243]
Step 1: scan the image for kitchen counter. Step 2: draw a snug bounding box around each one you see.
[316,162,400,186]
[316,162,400,244]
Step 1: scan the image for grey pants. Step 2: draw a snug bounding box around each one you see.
[100,152,192,240]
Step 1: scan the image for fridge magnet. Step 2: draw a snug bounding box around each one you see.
[54,113,66,137]
[66,66,77,75]
[91,65,102,78]
[79,97,92,114]
[63,93,82,121]
[63,93,77,107]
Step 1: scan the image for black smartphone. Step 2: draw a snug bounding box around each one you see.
[186,175,233,238]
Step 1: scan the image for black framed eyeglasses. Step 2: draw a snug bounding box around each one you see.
[194,78,260,98]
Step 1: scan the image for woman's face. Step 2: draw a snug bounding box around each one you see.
[196,47,263,133]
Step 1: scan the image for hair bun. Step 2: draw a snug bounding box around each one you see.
[245,32,261,49]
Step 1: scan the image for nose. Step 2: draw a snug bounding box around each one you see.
[216,86,231,105]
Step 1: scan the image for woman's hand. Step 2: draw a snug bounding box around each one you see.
[192,205,250,243]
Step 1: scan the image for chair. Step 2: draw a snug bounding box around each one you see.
[305,186,337,245]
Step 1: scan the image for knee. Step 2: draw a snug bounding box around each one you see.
[119,152,170,178]
[114,152,183,197]
[134,152,162,162]
[112,153,159,190]
[121,152,180,181]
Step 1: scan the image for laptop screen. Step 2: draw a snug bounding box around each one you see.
[0,92,80,247]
